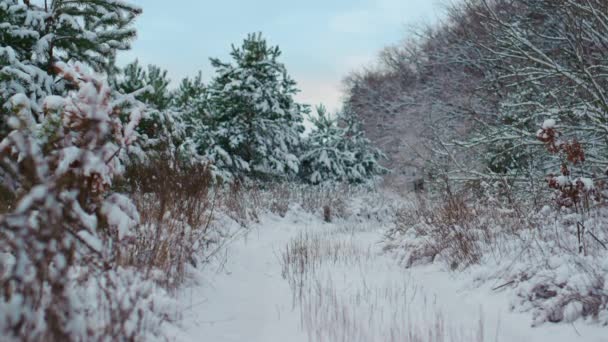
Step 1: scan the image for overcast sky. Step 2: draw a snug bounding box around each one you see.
[118,0,442,112]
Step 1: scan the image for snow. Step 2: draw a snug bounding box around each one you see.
[101,194,140,240]
[168,214,294,341]
[77,230,102,252]
[577,177,594,191]
[169,204,608,342]
[542,118,556,129]
[15,184,47,213]
[556,175,570,187]
[43,95,65,110]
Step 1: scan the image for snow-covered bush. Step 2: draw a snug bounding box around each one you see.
[385,190,608,325]
[384,119,608,325]
[0,63,173,340]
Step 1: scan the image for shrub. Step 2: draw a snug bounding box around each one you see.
[0,63,172,340]
[385,186,608,325]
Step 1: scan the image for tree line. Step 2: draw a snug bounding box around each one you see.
[344,0,608,196]
[1,1,386,185]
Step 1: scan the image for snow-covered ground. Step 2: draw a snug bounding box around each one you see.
[166,208,608,342]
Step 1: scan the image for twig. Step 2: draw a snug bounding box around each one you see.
[587,230,608,250]
[491,280,515,291]
[577,222,584,254]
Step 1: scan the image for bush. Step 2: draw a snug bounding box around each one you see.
[0,63,175,340]
[385,188,608,325]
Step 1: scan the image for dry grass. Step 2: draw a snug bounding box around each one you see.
[117,156,217,289]
[222,182,354,223]
[281,230,372,302]
[298,276,484,342]
[389,191,535,270]
[280,226,484,342]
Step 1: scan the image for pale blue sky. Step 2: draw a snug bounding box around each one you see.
[118,0,442,111]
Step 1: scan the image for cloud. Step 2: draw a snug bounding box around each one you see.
[291,52,378,117]
[295,77,343,112]
[294,77,348,136]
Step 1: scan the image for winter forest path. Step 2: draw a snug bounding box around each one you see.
[168,210,608,342]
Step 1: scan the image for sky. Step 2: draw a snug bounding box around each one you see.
[118,0,442,112]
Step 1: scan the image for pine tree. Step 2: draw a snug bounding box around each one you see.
[115,60,146,102]
[173,72,209,137]
[171,72,216,167]
[115,59,172,139]
[300,105,353,184]
[0,0,141,137]
[0,1,52,135]
[206,33,307,180]
[301,105,388,184]
[115,60,173,112]
[28,0,141,75]
[174,72,205,109]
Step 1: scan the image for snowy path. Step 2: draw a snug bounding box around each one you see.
[168,213,310,342]
[168,211,608,342]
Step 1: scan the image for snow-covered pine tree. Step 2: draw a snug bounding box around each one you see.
[174,73,206,110]
[173,72,208,139]
[28,0,141,75]
[1,0,140,83]
[115,61,170,133]
[0,0,141,137]
[116,60,172,111]
[0,63,146,340]
[300,105,388,184]
[171,72,217,166]
[114,60,183,160]
[339,107,388,183]
[300,105,353,184]
[206,33,307,180]
[0,0,51,136]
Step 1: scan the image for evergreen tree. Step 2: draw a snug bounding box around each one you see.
[0,1,51,135]
[173,72,209,138]
[301,105,388,184]
[114,60,209,164]
[115,60,173,141]
[300,105,353,184]
[114,60,146,102]
[28,0,141,75]
[206,33,307,180]
[171,72,216,166]
[115,61,172,111]
[0,0,141,136]
[174,72,206,111]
